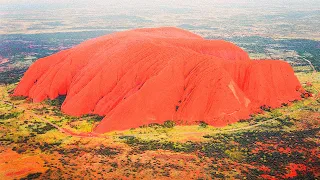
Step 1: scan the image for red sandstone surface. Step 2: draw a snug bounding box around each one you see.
[13,27,302,133]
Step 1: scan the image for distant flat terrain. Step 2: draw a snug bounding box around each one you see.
[1,1,319,39]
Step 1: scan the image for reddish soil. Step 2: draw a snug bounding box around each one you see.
[0,149,47,179]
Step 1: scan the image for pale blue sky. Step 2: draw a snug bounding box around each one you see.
[1,0,319,6]
[0,0,319,12]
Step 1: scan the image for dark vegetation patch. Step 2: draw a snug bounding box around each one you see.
[27,122,56,134]
[45,95,66,107]
[122,127,319,179]
[0,68,27,84]
[56,145,120,158]
[198,121,208,128]
[10,96,27,101]
[39,142,62,152]
[33,107,50,115]
[0,139,14,146]
[163,120,176,128]
[12,146,27,154]
[95,145,120,157]
[121,136,198,153]
[81,114,104,123]
[20,172,42,180]
[275,116,294,127]
[139,120,176,129]
[0,111,22,120]
[260,105,271,112]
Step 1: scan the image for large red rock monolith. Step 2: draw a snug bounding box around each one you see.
[13,27,302,133]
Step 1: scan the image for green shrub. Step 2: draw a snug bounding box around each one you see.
[260,105,271,112]
[45,95,66,107]
[270,109,282,118]
[10,96,26,101]
[199,121,208,128]
[163,120,175,128]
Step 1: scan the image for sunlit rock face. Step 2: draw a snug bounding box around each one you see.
[13,27,302,133]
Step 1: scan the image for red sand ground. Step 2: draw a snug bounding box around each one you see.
[13,27,302,133]
[0,149,46,179]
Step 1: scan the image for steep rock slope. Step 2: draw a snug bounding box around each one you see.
[13,27,302,133]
